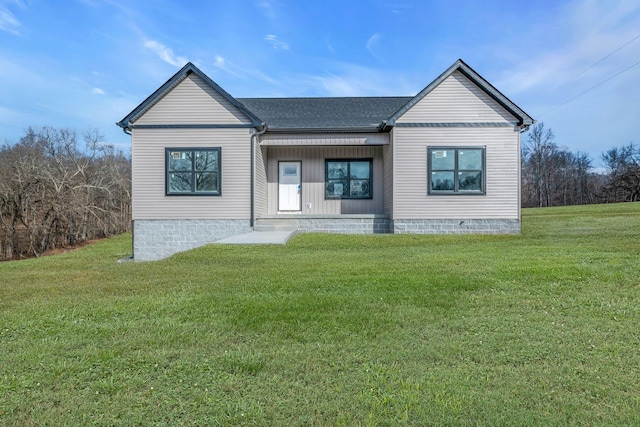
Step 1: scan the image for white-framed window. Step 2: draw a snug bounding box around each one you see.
[428,147,485,194]
[166,148,221,195]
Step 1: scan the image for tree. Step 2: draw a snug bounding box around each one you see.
[521,123,598,207]
[0,127,131,260]
[522,123,559,207]
[602,143,640,202]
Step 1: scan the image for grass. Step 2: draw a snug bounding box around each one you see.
[1,203,639,426]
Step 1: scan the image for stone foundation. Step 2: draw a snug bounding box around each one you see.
[133,219,252,261]
[392,219,520,234]
[296,217,392,234]
[133,217,520,261]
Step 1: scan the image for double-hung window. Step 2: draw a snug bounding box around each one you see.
[428,147,485,194]
[325,159,372,199]
[166,148,221,195]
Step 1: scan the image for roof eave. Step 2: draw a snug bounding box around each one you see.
[265,125,387,133]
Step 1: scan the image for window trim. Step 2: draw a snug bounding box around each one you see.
[165,147,222,196]
[428,146,486,195]
[325,158,373,200]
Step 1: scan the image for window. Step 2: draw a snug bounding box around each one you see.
[166,148,221,195]
[325,159,372,199]
[428,147,485,194]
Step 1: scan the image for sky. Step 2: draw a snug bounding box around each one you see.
[1,0,639,168]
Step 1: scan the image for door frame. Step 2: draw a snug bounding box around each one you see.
[277,160,302,212]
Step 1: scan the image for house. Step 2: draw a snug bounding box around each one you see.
[117,59,534,261]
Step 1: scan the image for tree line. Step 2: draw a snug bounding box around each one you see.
[1,123,637,260]
[522,123,640,207]
[0,127,131,260]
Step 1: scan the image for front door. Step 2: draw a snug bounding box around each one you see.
[278,161,301,211]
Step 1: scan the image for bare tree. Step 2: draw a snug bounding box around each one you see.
[521,123,599,208]
[0,126,131,260]
[602,143,640,202]
[522,123,559,207]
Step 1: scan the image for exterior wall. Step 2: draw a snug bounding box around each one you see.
[264,145,384,215]
[133,219,252,261]
[382,133,394,217]
[392,70,521,223]
[396,71,518,124]
[254,143,268,217]
[134,74,252,125]
[131,128,252,220]
[392,126,520,220]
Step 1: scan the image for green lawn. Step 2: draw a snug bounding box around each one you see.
[1,203,639,426]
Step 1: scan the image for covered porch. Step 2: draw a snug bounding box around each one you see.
[253,132,393,233]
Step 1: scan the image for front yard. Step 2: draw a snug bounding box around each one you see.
[1,203,639,425]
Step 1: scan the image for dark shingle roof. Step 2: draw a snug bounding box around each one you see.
[117,60,534,133]
[237,97,412,130]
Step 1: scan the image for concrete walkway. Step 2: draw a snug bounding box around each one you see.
[213,229,297,245]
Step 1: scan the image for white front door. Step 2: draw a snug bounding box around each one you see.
[278,161,301,211]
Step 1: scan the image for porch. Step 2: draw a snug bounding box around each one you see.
[255,138,391,218]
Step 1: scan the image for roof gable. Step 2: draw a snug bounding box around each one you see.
[386,59,534,127]
[117,62,263,130]
[117,59,533,133]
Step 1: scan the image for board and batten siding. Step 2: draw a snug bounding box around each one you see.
[265,145,384,215]
[396,71,518,125]
[133,74,253,126]
[392,127,520,219]
[131,128,252,220]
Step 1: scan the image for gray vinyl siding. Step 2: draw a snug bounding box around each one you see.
[254,142,268,216]
[260,133,389,145]
[265,145,384,215]
[133,74,253,126]
[392,69,521,220]
[392,126,520,219]
[382,134,393,217]
[131,128,252,220]
[396,71,518,124]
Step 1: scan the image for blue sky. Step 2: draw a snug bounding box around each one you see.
[1,0,639,168]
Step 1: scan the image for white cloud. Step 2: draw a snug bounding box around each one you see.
[0,2,21,35]
[366,33,383,61]
[496,0,640,96]
[300,62,416,97]
[91,87,105,95]
[143,39,188,67]
[258,0,276,19]
[212,54,279,86]
[264,34,289,50]
[489,0,640,166]
[213,54,242,77]
[383,1,413,15]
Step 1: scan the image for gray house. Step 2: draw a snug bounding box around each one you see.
[118,59,534,261]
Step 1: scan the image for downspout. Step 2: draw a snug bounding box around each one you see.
[116,121,133,255]
[250,123,268,228]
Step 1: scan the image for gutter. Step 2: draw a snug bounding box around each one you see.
[116,120,132,135]
[250,123,268,228]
